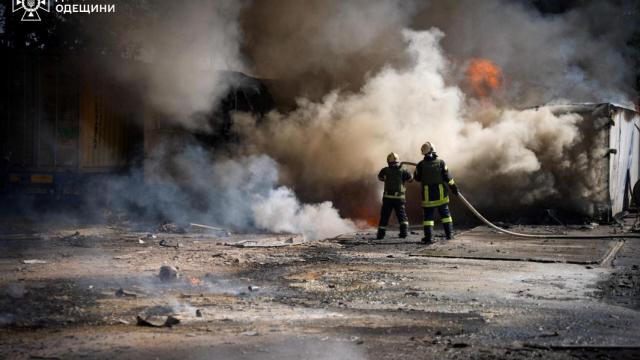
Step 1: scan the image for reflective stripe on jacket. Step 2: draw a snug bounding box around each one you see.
[414,155,455,207]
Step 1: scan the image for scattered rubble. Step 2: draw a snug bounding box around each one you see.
[240,330,259,336]
[159,266,179,282]
[159,239,182,248]
[115,288,138,298]
[136,315,181,328]
[158,223,187,234]
[21,259,47,265]
[2,223,640,359]
[233,234,305,248]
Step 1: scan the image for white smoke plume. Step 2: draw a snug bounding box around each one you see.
[88,0,638,229]
[234,28,596,218]
[231,0,638,220]
[100,143,354,240]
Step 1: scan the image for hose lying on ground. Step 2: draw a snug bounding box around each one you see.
[400,161,640,239]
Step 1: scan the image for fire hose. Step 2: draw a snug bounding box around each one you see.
[400,161,640,239]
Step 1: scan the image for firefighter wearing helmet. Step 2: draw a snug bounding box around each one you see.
[376,152,413,240]
[414,142,459,243]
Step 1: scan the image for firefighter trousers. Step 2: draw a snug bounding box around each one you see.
[378,198,409,238]
[422,204,454,240]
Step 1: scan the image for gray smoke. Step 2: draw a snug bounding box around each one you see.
[104,0,248,128]
[412,0,638,107]
[230,0,638,218]
[98,140,354,240]
[234,29,592,216]
[90,0,639,228]
[240,0,417,102]
[82,0,356,237]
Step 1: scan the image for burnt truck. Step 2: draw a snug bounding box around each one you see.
[0,53,274,204]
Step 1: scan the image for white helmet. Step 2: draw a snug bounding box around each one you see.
[421,142,435,155]
[387,152,400,163]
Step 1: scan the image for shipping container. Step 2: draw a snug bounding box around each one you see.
[0,53,143,198]
[545,103,640,218]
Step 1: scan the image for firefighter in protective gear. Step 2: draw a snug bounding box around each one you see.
[377,153,413,240]
[414,142,459,243]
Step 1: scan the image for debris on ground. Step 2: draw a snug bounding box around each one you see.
[158,223,187,234]
[136,315,181,328]
[2,223,640,359]
[159,266,179,282]
[233,234,305,248]
[189,223,226,232]
[189,223,232,236]
[240,331,259,336]
[21,259,47,265]
[159,239,182,248]
[115,288,138,298]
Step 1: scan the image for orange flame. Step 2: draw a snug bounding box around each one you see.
[466,58,503,98]
[351,204,378,229]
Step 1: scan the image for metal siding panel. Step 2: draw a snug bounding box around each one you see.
[608,110,638,215]
[79,77,129,171]
[7,55,35,168]
[609,112,620,214]
[55,62,79,168]
[37,56,57,168]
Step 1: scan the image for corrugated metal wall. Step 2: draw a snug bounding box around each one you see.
[0,54,140,174]
[78,75,130,171]
[609,106,640,215]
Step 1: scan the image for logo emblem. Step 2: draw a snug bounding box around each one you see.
[13,0,50,22]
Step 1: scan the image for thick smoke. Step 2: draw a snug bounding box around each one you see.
[235,30,590,217]
[412,0,638,107]
[98,141,354,240]
[228,0,639,220]
[240,0,417,102]
[104,0,248,128]
[88,0,638,231]
[79,1,356,238]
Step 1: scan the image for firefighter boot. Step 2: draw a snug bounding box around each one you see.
[376,227,386,240]
[399,223,408,238]
[444,223,454,240]
[421,227,433,244]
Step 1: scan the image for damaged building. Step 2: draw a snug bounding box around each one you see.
[0,53,274,207]
[542,103,640,218]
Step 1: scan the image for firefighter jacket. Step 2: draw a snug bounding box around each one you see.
[378,163,413,200]
[413,153,455,207]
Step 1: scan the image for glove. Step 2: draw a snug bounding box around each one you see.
[450,184,460,196]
